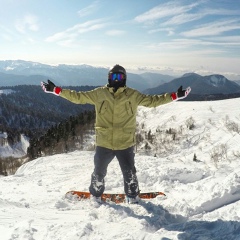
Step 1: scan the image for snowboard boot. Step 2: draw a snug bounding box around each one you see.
[125,196,140,204]
[90,194,102,204]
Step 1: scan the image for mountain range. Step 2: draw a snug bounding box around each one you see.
[0,60,173,91]
[0,60,240,95]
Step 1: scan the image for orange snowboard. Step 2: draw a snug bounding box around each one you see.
[65,191,166,203]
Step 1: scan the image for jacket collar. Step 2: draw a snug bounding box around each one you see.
[106,85,127,94]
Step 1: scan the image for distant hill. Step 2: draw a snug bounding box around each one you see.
[139,72,174,88]
[144,73,240,95]
[0,72,46,86]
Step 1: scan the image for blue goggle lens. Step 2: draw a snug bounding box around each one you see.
[110,73,125,81]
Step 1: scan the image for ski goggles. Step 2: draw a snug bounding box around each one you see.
[109,73,125,81]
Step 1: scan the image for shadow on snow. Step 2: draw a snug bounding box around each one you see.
[108,200,240,240]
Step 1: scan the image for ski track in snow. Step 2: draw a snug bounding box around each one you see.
[0,98,240,239]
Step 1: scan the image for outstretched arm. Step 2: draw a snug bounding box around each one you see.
[41,80,98,105]
[136,85,191,108]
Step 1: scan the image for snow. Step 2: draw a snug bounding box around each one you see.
[5,67,15,71]
[0,89,15,95]
[0,134,29,158]
[0,132,8,139]
[14,134,30,155]
[207,75,227,87]
[1,98,240,239]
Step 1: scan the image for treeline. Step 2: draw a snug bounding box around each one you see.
[0,85,95,139]
[0,157,24,176]
[27,110,95,160]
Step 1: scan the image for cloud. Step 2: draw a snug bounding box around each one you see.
[148,28,175,36]
[161,8,240,26]
[206,36,240,43]
[15,14,39,33]
[105,30,125,36]
[144,37,240,52]
[135,1,240,39]
[2,33,13,41]
[181,19,240,37]
[162,13,204,26]
[1,24,36,44]
[146,38,205,50]
[0,25,15,41]
[57,39,76,47]
[134,1,200,23]
[45,19,106,45]
[78,1,99,17]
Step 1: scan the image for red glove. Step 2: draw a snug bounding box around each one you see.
[171,86,191,101]
[41,80,62,96]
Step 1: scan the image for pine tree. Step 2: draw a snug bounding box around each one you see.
[0,160,3,175]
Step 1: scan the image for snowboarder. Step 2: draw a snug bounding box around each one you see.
[41,64,191,203]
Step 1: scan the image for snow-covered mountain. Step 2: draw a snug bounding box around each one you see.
[0,98,240,239]
[144,73,240,95]
[0,60,107,87]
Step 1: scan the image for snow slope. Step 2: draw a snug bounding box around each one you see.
[1,98,240,240]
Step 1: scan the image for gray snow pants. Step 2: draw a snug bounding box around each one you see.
[89,146,139,198]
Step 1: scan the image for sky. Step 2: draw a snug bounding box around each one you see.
[0,0,240,79]
[1,98,240,239]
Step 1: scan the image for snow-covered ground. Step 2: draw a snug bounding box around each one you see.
[0,98,240,240]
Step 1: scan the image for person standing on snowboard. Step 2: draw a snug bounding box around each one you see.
[41,64,191,203]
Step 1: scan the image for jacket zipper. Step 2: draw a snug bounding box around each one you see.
[99,101,105,114]
[129,102,134,114]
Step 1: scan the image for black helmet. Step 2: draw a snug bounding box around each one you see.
[108,64,127,90]
[108,64,127,78]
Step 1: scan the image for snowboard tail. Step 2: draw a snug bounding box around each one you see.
[65,191,166,203]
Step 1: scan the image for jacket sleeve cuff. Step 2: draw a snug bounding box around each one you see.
[54,86,62,95]
[171,92,177,101]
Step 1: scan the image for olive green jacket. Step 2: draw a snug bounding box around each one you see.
[60,86,173,150]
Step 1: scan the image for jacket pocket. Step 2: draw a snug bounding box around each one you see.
[95,127,110,144]
[98,100,109,115]
[125,101,134,115]
[122,128,135,144]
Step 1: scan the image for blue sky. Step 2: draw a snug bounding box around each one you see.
[0,0,239,79]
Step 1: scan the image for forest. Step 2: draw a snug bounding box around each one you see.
[0,85,96,175]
